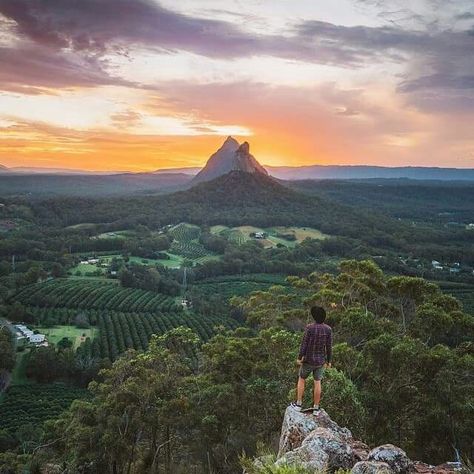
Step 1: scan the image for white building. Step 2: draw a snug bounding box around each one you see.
[431,260,443,270]
[29,334,46,344]
[15,324,46,344]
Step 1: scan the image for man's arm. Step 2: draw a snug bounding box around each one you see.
[326,328,333,365]
[298,326,309,362]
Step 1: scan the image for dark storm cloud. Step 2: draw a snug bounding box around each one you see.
[0,44,133,93]
[0,0,429,65]
[0,0,262,57]
[2,0,472,66]
[0,0,473,111]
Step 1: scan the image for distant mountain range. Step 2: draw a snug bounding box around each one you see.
[1,138,473,181]
[265,165,474,181]
[0,165,120,175]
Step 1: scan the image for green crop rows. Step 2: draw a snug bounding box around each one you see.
[168,223,212,260]
[13,279,178,313]
[195,281,280,299]
[168,223,201,242]
[95,311,240,360]
[170,241,209,258]
[220,229,246,244]
[0,383,88,435]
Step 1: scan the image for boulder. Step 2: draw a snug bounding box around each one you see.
[277,405,351,458]
[368,444,411,473]
[276,443,329,472]
[350,439,371,462]
[302,427,355,470]
[351,460,393,473]
[269,408,457,474]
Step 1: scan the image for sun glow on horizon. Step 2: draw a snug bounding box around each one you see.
[0,0,472,171]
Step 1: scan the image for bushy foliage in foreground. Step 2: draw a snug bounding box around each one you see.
[26,327,361,473]
[234,260,474,462]
[3,261,473,473]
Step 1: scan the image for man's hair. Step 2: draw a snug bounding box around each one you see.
[311,305,326,323]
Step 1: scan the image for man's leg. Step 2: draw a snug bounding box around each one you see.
[296,376,306,405]
[313,380,321,407]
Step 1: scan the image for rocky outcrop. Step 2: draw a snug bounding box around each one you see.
[264,406,461,473]
[368,445,411,473]
[191,137,268,184]
[352,461,393,474]
[278,406,352,457]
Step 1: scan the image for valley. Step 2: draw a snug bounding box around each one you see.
[0,137,473,472]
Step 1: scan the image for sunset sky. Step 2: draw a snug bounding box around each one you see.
[0,0,473,171]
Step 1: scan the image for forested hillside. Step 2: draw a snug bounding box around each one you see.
[0,171,473,472]
[5,261,469,473]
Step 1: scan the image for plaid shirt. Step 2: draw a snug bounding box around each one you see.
[298,323,332,366]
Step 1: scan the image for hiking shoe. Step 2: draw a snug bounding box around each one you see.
[290,401,302,411]
[312,405,321,415]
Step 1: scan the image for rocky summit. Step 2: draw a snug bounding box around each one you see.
[255,406,462,473]
[191,136,268,184]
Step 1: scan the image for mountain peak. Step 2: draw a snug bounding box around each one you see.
[237,141,249,154]
[219,135,239,151]
[191,137,267,185]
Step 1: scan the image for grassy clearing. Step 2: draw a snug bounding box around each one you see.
[275,226,327,241]
[65,222,98,230]
[34,325,97,349]
[96,230,135,240]
[71,252,185,276]
[211,224,328,248]
[127,253,184,268]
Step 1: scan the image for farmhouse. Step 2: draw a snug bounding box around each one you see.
[15,324,47,345]
[431,260,443,270]
[29,334,46,344]
[15,324,34,339]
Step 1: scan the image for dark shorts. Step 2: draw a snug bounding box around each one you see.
[299,363,325,381]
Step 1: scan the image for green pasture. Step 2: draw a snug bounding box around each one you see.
[34,325,97,349]
[210,224,328,248]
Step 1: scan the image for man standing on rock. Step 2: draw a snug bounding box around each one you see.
[291,305,332,413]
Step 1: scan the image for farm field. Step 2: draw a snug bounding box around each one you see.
[15,306,237,360]
[34,325,97,349]
[169,223,215,261]
[0,383,89,436]
[95,310,240,360]
[438,281,474,314]
[194,274,289,300]
[210,224,328,248]
[13,279,178,313]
